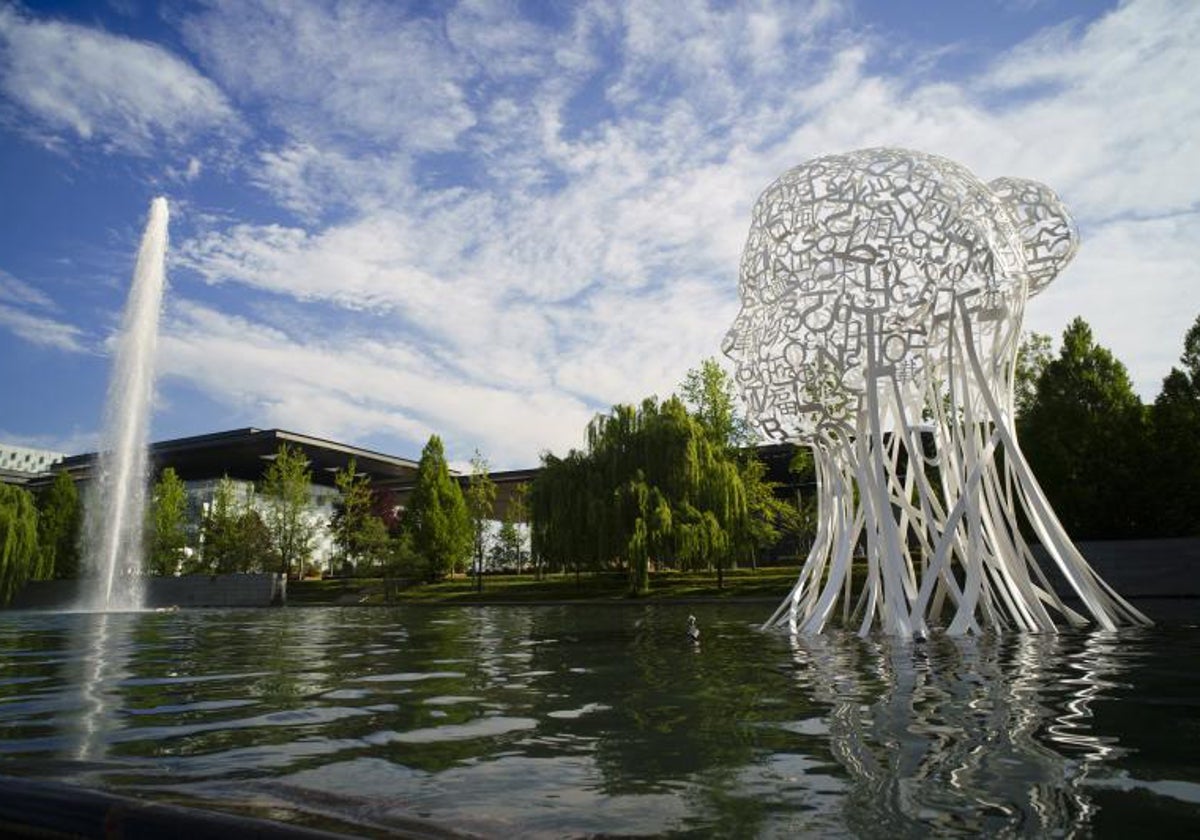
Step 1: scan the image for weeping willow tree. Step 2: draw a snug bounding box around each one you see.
[1,484,45,605]
[530,396,748,595]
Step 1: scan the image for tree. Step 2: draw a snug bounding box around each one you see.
[1018,317,1148,539]
[530,397,748,595]
[261,444,317,579]
[37,470,81,579]
[1,484,43,605]
[199,476,239,573]
[492,519,523,571]
[681,358,803,582]
[330,457,381,575]
[1181,314,1200,380]
[1014,331,1053,418]
[233,507,274,574]
[500,482,530,573]
[407,435,471,581]
[733,455,801,577]
[147,467,188,576]
[198,476,272,574]
[465,451,496,592]
[680,357,754,450]
[380,527,422,581]
[1149,314,1200,536]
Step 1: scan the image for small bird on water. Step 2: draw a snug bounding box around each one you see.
[686,615,700,643]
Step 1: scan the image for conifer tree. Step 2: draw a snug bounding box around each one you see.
[1019,318,1148,538]
[408,435,471,580]
[1149,314,1200,535]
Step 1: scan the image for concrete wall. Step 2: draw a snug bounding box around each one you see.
[1035,537,1200,598]
[1030,537,1200,623]
[7,573,286,609]
[144,573,286,608]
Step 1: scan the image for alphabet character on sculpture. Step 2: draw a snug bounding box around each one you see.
[723,149,1148,636]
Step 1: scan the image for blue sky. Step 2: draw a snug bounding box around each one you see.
[1,0,1197,469]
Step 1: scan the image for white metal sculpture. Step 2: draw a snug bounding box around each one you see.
[723,148,1149,636]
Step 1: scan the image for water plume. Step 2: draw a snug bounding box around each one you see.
[81,197,169,611]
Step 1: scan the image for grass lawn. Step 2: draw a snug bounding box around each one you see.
[288,566,803,606]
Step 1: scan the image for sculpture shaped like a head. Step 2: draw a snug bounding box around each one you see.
[722,148,1078,443]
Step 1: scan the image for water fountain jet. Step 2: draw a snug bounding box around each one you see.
[80,197,169,611]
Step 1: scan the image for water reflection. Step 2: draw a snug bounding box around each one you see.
[0,607,1196,837]
[783,629,1138,836]
[74,611,124,762]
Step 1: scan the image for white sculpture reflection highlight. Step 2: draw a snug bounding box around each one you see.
[723,148,1148,636]
[783,631,1129,834]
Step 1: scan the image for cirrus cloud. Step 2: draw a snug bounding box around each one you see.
[0,5,237,155]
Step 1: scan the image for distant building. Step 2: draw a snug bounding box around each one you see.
[49,428,428,573]
[0,443,64,486]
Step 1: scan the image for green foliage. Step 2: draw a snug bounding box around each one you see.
[380,528,422,580]
[492,519,524,569]
[146,467,189,576]
[1018,318,1148,539]
[198,477,272,573]
[261,444,317,578]
[1148,314,1200,536]
[407,435,472,580]
[354,514,393,575]
[330,457,389,574]
[1014,331,1053,418]
[465,451,496,582]
[198,476,239,573]
[531,396,750,595]
[36,470,81,579]
[235,508,274,572]
[680,357,754,449]
[492,482,530,572]
[735,455,802,573]
[786,447,819,547]
[1182,316,1200,382]
[1,484,43,604]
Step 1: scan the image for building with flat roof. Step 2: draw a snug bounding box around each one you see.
[0,443,64,485]
[53,427,423,489]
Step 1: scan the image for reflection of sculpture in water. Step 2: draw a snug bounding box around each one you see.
[784,631,1127,834]
[722,148,1148,635]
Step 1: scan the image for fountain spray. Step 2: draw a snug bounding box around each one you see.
[81,197,169,611]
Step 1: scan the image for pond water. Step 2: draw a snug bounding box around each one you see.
[1,604,1199,837]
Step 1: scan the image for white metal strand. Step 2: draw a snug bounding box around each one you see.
[729,148,1147,637]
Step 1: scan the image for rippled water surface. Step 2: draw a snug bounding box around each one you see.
[2,604,1199,837]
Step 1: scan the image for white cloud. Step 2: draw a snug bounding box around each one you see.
[0,427,97,457]
[1027,213,1200,398]
[161,0,1200,464]
[445,0,555,79]
[158,300,594,466]
[0,268,89,353]
[181,0,475,152]
[0,5,237,155]
[0,268,54,309]
[981,0,1200,220]
[0,302,87,353]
